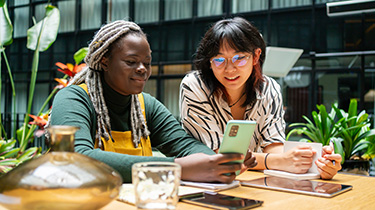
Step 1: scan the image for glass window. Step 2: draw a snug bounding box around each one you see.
[144,65,158,97]
[232,0,268,13]
[14,0,29,6]
[144,79,157,97]
[315,0,341,4]
[282,70,311,124]
[318,72,359,111]
[135,0,159,23]
[164,64,191,75]
[364,71,375,122]
[272,0,311,9]
[35,3,47,22]
[58,0,76,32]
[165,0,192,20]
[143,26,160,62]
[107,0,130,22]
[197,0,223,17]
[366,55,375,68]
[269,11,311,51]
[14,7,29,38]
[161,24,192,61]
[364,14,375,51]
[162,78,182,118]
[316,55,361,69]
[14,74,28,114]
[81,0,102,30]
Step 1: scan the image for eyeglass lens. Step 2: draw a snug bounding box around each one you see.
[212,55,248,69]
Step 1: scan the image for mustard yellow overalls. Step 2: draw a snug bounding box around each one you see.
[79,84,152,156]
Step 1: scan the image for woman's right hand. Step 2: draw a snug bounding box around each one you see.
[272,145,315,173]
[174,153,244,183]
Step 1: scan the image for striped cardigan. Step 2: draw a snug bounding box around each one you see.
[179,71,285,152]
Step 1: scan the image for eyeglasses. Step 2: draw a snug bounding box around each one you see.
[210,54,251,70]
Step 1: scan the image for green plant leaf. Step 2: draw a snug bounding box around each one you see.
[17,147,40,162]
[0,158,19,166]
[0,139,16,154]
[2,148,20,158]
[0,0,5,7]
[0,2,12,50]
[347,99,357,128]
[352,142,368,155]
[74,47,88,64]
[27,5,60,52]
[331,137,345,164]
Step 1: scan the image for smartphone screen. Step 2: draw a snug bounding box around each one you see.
[181,192,263,210]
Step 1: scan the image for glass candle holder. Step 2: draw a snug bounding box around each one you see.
[132,162,181,210]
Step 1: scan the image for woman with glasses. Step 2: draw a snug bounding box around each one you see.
[179,17,341,179]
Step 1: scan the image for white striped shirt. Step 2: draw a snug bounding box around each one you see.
[179,71,285,152]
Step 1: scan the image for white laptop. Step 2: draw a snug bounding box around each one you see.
[262,46,303,77]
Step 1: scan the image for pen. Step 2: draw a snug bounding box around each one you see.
[329,140,335,166]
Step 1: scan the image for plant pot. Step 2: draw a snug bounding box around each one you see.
[341,159,370,176]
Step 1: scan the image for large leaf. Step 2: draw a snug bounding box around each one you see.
[0,1,5,7]
[0,2,12,50]
[27,5,60,52]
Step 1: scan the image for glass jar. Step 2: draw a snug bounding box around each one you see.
[0,125,122,210]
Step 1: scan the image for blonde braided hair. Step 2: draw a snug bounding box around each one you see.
[49,20,150,149]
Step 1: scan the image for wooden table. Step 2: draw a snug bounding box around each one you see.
[102,171,375,210]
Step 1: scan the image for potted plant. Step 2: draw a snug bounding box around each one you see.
[331,99,375,174]
[0,2,60,173]
[287,99,375,175]
[286,103,340,146]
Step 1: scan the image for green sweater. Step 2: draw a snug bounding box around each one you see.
[50,79,215,182]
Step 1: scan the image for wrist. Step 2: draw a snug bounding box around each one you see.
[265,153,283,171]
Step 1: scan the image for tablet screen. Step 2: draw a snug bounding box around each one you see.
[241,176,352,197]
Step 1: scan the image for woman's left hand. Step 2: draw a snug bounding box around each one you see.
[240,150,257,174]
[316,145,342,179]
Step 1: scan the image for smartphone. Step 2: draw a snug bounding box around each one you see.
[181,192,263,210]
[218,120,256,175]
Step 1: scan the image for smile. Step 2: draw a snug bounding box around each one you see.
[225,76,239,81]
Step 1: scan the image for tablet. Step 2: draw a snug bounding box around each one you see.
[241,176,352,198]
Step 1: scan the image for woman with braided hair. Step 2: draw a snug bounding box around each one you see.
[49,20,256,183]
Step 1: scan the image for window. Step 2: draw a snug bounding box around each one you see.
[197,0,223,17]
[81,0,102,30]
[135,0,159,23]
[58,0,76,32]
[165,0,192,20]
[272,0,311,9]
[107,0,130,22]
[232,0,268,13]
[14,7,29,38]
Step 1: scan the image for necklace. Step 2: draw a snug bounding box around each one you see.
[229,93,245,108]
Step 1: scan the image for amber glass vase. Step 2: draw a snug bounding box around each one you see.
[0,125,122,210]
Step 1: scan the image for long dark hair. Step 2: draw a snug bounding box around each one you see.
[194,17,266,107]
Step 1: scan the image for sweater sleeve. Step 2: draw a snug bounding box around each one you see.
[142,93,216,157]
[50,85,177,183]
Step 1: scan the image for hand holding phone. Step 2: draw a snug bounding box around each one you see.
[218,120,256,175]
